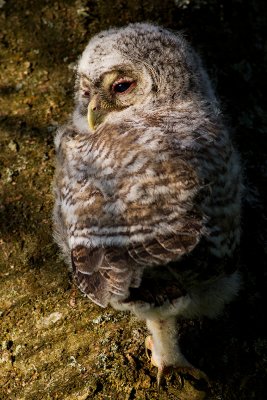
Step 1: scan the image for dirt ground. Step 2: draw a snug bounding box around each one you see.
[0,0,267,399]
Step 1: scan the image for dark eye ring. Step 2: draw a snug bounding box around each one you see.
[112,80,136,95]
[82,90,90,98]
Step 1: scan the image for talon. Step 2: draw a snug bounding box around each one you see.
[145,336,158,367]
[177,366,210,385]
[144,335,209,389]
[145,335,153,360]
[145,336,170,387]
[156,365,167,388]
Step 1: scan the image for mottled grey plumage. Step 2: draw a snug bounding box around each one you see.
[53,23,242,384]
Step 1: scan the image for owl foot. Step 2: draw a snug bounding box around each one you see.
[145,335,209,388]
[145,335,170,386]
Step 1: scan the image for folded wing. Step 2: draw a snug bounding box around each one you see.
[71,220,202,307]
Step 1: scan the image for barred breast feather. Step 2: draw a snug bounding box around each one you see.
[53,102,241,309]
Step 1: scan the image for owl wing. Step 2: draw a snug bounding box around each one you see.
[71,246,132,307]
[128,220,202,266]
[71,219,202,307]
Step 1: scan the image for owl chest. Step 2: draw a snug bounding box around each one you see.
[66,135,196,229]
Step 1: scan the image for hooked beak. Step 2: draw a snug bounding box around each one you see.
[87,95,105,131]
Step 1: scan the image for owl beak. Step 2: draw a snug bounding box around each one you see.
[87,95,104,131]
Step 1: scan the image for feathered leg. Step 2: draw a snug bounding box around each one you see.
[145,317,208,387]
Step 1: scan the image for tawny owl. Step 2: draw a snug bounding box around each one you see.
[53,23,242,385]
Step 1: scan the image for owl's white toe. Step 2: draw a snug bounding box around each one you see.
[145,333,208,387]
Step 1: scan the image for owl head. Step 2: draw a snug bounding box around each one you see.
[73,23,216,133]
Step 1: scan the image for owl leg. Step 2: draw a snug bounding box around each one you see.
[145,318,208,387]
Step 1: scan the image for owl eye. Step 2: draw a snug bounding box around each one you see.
[82,90,90,98]
[112,79,136,95]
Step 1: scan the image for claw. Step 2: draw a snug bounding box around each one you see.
[178,365,209,383]
[145,335,167,387]
[145,335,152,360]
[158,365,209,390]
[171,365,209,385]
[144,336,209,389]
[156,365,166,388]
[145,335,158,369]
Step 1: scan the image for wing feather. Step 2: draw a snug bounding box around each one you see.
[71,246,133,306]
[74,270,110,308]
[71,220,202,307]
